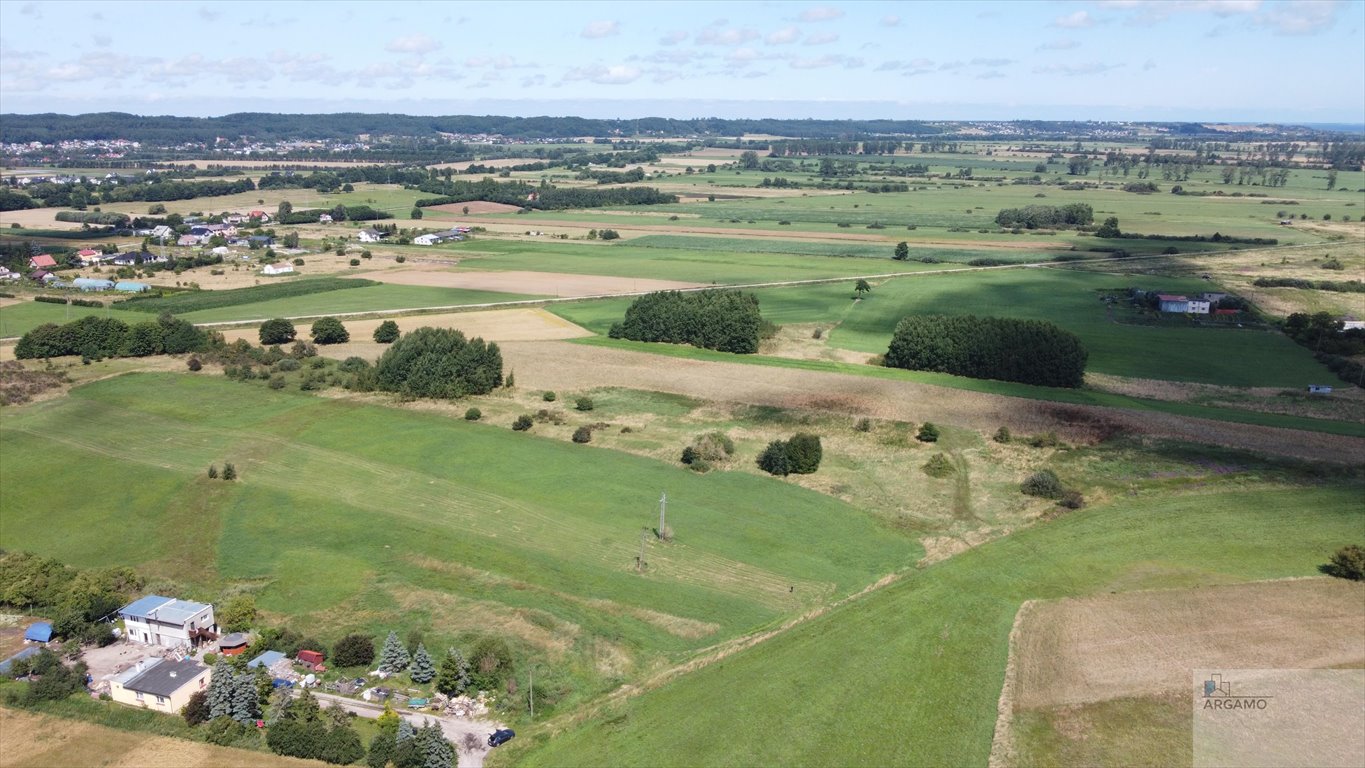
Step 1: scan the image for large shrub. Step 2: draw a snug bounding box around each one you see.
[258,318,297,345]
[785,433,823,474]
[310,317,350,345]
[332,634,375,668]
[609,290,763,354]
[1020,469,1065,499]
[884,314,1087,388]
[373,327,503,399]
[372,320,400,344]
[994,203,1093,229]
[1324,544,1365,581]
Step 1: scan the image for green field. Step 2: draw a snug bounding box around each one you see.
[510,480,1364,767]
[0,300,110,338]
[168,284,545,323]
[551,268,1334,387]
[0,373,919,714]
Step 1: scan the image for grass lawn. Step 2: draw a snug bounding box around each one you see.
[0,373,918,717]
[0,300,109,338]
[507,481,1364,768]
[169,285,547,323]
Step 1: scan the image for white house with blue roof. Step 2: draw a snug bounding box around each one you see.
[119,595,217,649]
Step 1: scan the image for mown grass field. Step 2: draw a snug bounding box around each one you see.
[0,300,109,338]
[0,373,919,714]
[166,284,546,323]
[551,267,1334,388]
[505,479,1364,768]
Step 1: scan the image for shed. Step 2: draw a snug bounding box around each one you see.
[1308,384,1333,395]
[248,650,286,669]
[115,281,150,293]
[297,649,324,666]
[24,622,53,643]
[219,632,250,656]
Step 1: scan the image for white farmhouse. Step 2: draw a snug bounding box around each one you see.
[118,595,217,649]
[357,228,387,243]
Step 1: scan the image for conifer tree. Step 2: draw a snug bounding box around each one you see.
[379,630,411,673]
[434,648,470,696]
[409,643,435,683]
[207,659,235,719]
[231,670,259,723]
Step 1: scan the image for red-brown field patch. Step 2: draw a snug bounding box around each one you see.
[352,268,702,297]
[426,201,525,214]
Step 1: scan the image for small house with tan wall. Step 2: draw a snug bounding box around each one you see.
[109,657,210,713]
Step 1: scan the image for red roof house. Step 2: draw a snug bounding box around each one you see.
[297,649,324,666]
[77,249,99,257]
[29,254,57,269]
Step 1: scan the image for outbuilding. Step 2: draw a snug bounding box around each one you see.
[72,277,114,291]
[219,632,250,656]
[297,649,324,667]
[115,281,150,293]
[248,650,286,669]
[23,622,53,643]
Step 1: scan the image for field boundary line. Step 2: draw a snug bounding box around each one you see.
[989,599,1036,768]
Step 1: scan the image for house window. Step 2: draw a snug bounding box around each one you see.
[135,691,144,701]
[156,695,166,705]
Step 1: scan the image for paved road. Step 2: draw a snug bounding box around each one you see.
[312,691,504,768]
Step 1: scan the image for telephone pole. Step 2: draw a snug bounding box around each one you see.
[657,491,667,540]
[636,527,648,573]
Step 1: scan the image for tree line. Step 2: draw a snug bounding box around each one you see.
[993,204,1094,229]
[609,290,764,354]
[884,314,1088,388]
[414,176,676,210]
[15,313,210,360]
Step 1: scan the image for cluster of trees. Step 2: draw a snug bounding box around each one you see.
[6,647,89,703]
[0,551,137,648]
[609,290,763,354]
[364,715,454,768]
[993,204,1094,229]
[1283,313,1365,358]
[756,433,823,477]
[576,166,646,184]
[1254,277,1364,294]
[413,177,675,211]
[884,315,1088,388]
[8,176,257,209]
[372,327,504,399]
[15,313,210,360]
[263,690,366,765]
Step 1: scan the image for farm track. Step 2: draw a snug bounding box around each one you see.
[497,340,1365,464]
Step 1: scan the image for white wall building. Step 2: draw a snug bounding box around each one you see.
[118,595,216,649]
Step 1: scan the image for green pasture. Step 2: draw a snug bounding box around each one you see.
[551,268,1334,388]
[0,300,110,338]
[168,285,544,323]
[627,234,1052,264]
[0,373,918,712]
[510,479,1364,767]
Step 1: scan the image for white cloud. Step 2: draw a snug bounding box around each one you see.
[1037,38,1080,50]
[1033,62,1125,75]
[804,32,839,45]
[659,30,688,45]
[766,26,800,44]
[1256,0,1342,35]
[92,34,112,48]
[1052,10,1096,28]
[971,57,1013,66]
[521,74,547,87]
[799,6,844,22]
[1143,58,1157,70]
[977,70,1006,80]
[464,55,533,70]
[727,47,762,65]
[696,26,759,45]
[789,54,862,69]
[581,20,620,39]
[881,14,901,27]
[385,34,442,55]
[197,7,220,21]
[563,64,642,84]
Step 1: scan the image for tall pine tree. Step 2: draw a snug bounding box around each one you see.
[231,670,260,723]
[434,648,470,696]
[379,630,411,674]
[409,643,435,683]
[207,659,235,720]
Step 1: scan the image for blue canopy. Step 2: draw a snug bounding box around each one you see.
[24,622,53,643]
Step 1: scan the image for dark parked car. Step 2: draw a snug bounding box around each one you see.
[488,728,515,747]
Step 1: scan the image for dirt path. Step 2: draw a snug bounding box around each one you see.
[497,340,1365,464]
[312,692,502,768]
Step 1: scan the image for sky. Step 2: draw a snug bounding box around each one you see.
[1,0,1362,123]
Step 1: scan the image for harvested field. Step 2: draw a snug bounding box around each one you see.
[0,707,316,768]
[497,340,1365,463]
[218,308,591,355]
[1086,372,1365,423]
[352,268,702,296]
[1014,578,1365,710]
[161,159,377,169]
[425,158,541,171]
[0,209,85,230]
[426,201,525,215]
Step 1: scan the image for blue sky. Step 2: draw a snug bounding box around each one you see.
[1,1,1361,122]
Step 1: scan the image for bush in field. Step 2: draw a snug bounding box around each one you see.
[542,391,556,402]
[572,426,592,444]
[374,327,503,400]
[512,414,533,431]
[332,634,375,668]
[610,290,763,354]
[372,320,400,344]
[785,433,823,474]
[310,317,349,345]
[1323,544,1365,581]
[259,318,297,345]
[756,440,792,476]
[464,407,481,421]
[1020,469,1064,499]
[917,423,940,443]
[689,431,735,462]
[922,454,956,478]
[575,396,594,411]
[993,426,1012,444]
[885,315,1087,388]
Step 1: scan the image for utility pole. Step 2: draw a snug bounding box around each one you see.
[528,667,534,719]
[636,527,648,573]
[657,491,667,540]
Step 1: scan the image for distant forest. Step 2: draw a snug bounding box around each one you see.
[0,113,1344,144]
